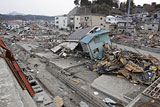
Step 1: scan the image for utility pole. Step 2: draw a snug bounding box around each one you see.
[126,0,131,32]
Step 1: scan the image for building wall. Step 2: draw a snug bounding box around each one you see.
[88,33,110,59]
[58,16,68,29]
[144,23,159,31]
[80,15,92,27]
[92,16,110,30]
[106,16,116,24]
[55,17,59,29]
[80,15,110,30]
[74,16,81,30]
[55,16,68,29]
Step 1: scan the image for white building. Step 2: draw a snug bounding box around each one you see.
[67,15,81,31]
[74,16,81,30]
[143,21,159,32]
[55,15,68,30]
[5,20,25,30]
[106,15,132,24]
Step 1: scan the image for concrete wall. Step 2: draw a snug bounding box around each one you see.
[55,17,59,29]
[58,16,68,29]
[92,16,110,30]
[144,23,159,31]
[80,15,110,30]
[55,16,68,29]
[74,16,81,30]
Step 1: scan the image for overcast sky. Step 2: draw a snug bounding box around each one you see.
[0,0,160,16]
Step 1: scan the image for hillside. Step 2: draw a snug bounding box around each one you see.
[0,14,55,21]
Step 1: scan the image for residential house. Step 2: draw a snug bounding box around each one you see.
[55,15,68,30]
[152,13,160,22]
[66,26,111,59]
[5,20,25,30]
[80,15,110,30]
[116,20,135,34]
[106,15,124,24]
[143,21,160,32]
[132,12,149,22]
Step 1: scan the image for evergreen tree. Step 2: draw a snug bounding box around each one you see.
[80,0,91,6]
[74,0,80,6]
[126,0,135,12]
[95,0,114,6]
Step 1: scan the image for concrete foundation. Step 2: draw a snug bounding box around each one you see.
[91,75,146,104]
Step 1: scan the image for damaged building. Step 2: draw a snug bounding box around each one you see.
[51,26,111,59]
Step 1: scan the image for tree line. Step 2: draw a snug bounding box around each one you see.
[74,0,119,8]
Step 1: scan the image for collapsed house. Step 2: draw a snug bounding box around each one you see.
[51,26,111,59]
[89,45,160,85]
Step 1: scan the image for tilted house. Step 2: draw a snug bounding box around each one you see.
[66,26,111,59]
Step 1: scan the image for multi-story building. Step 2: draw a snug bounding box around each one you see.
[80,15,110,30]
[68,15,81,31]
[55,15,68,30]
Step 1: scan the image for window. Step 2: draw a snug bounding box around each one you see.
[100,17,103,20]
[152,24,154,27]
[85,17,89,21]
[70,18,74,20]
[93,48,99,54]
[101,24,103,26]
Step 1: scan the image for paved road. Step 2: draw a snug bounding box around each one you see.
[112,43,160,60]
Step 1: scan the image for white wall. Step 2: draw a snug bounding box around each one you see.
[106,16,117,24]
[55,17,59,28]
[144,23,159,31]
[74,16,81,30]
[58,16,68,29]
[55,16,68,29]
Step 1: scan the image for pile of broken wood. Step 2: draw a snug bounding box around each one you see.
[91,46,160,85]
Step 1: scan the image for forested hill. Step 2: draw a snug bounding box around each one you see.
[0,14,55,21]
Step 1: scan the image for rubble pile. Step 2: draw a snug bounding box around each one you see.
[16,25,55,37]
[90,45,160,85]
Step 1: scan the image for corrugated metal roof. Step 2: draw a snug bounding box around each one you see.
[59,42,78,50]
[50,45,62,53]
[80,30,110,44]
[66,26,95,41]
[51,42,78,53]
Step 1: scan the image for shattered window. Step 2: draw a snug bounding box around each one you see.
[93,48,99,54]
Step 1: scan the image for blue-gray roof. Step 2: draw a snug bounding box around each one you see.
[80,30,110,44]
[66,26,95,41]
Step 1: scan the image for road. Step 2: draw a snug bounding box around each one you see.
[112,43,160,60]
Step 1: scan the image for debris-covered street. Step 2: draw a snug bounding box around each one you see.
[0,0,160,107]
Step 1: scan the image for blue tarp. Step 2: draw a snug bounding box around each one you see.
[80,30,110,44]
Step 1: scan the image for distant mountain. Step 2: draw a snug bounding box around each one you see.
[0,14,55,21]
[8,11,25,16]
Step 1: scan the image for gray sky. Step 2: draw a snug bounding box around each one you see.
[0,0,160,16]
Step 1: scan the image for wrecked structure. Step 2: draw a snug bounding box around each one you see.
[89,44,160,85]
[66,26,111,59]
[0,15,160,107]
[51,26,111,59]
